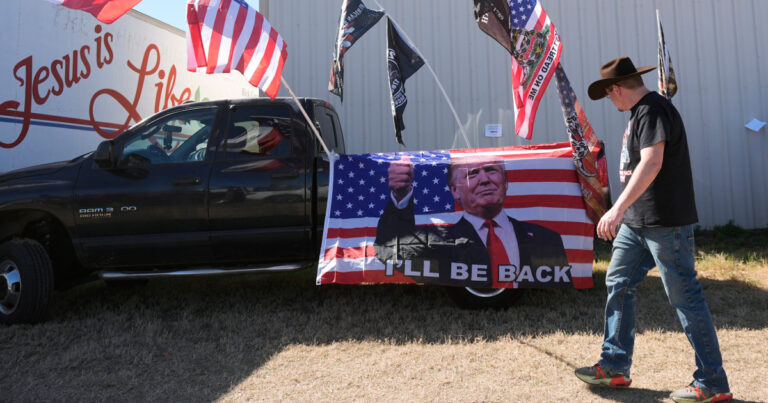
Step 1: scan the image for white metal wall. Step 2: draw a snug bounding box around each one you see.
[263,0,768,229]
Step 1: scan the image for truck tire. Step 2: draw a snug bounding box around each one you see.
[0,239,54,325]
[445,286,521,309]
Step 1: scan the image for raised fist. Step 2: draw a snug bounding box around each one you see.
[388,157,413,203]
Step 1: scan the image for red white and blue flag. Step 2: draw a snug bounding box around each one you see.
[317,143,594,289]
[46,0,141,24]
[554,64,608,224]
[186,0,287,99]
[656,12,678,99]
[508,0,562,140]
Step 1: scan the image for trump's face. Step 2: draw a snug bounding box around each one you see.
[449,156,506,220]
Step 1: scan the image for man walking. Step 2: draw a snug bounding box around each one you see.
[574,57,732,403]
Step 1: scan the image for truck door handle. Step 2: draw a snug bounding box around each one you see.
[271,171,299,180]
[173,176,202,186]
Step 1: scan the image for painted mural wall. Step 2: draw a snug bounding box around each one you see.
[0,0,258,173]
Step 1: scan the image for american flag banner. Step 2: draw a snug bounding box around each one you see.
[317,142,594,290]
[46,0,141,24]
[554,64,608,225]
[187,0,287,99]
[656,12,678,99]
[508,0,562,140]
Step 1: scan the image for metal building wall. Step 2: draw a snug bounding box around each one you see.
[263,0,768,229]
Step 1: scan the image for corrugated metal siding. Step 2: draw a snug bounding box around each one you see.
[263,0,768,229]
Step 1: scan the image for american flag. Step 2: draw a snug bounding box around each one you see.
[508,0,562,140]
[186,0,287,99]
[317,143,595,289]
[46,0,141,24]
[554,64,608,224]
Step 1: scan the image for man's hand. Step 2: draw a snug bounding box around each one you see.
[596,141,665,241]
[388,157,414,203]
[596,205,624,241]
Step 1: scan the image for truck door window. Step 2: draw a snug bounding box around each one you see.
[331,112,345,153]
[223,108,292,159]
[315,109,338,152]
[121,107,218,164]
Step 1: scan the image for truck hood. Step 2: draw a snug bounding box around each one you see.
[0,154,89,183]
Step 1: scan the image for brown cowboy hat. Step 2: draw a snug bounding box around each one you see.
[588,56,655,100]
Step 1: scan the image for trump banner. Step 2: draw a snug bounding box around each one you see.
[317,142,594,290]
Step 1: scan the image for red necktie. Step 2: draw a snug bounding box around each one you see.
[485,219,510,286]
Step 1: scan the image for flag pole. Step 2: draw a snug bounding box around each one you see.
[280,76,333,160]
[372,0,471,149]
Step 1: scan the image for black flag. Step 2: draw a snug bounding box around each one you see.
[329,0,385,101]
[386,17,424,145]
[473,0,513,54]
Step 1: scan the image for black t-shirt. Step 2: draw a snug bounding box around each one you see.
[619,92,698,226]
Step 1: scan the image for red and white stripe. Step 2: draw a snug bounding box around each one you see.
[47,0,141,24]
[510,2,562,140]
[317,142,594,289]
[186,0,287,99]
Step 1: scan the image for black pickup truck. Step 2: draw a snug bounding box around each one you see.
[1,97,520,325]
[0,98,344,324]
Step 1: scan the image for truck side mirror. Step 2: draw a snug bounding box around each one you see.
[93,140,116,169]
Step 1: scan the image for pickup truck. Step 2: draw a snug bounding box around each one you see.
[0,97,529,325]
[0,97,346,325]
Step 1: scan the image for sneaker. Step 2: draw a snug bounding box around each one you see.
[670,384,733,402]
[574,364,632,388]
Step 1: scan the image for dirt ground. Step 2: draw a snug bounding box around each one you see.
[2,236,766,402]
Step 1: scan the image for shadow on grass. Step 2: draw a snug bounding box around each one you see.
[585,384,759,403]
[583,386,758,403]
[695,225,768,261]
[2,257,766,401]
[583,385,671,403]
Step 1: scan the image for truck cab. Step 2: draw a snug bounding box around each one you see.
[0,98,343,324]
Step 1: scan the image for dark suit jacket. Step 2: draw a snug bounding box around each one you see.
[374,197,570,287]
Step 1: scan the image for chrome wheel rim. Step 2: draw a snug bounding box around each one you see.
[464,287,505,298]
[0,259,22,316]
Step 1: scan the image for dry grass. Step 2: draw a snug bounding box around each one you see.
[1,228,767,402]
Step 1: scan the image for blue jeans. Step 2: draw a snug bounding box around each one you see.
[598,224,729,393]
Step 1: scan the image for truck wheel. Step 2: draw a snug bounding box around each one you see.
[0,239,54,325]
[445,286,521,309]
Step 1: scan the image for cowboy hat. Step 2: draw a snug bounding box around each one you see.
[588,56,655,100]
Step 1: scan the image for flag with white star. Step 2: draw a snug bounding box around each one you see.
[554,63,608,224]
[317,144,597,289]
[656,12,678,99]
[507,0,562,140]
[328,150,454,221]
